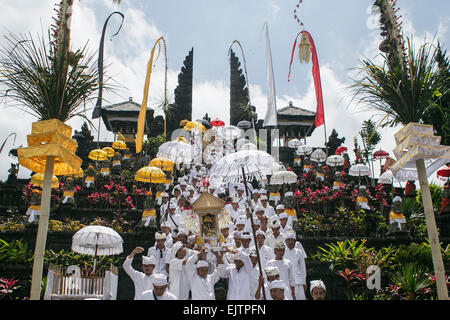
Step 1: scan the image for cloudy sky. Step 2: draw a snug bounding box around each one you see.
[0,0,449,182]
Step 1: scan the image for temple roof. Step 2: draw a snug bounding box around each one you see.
[100,97,154,133]
[277,101,315,117]
[101,98,153,113]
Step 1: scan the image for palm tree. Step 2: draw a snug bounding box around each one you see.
[0,0,121,300]
[350,37,450,302]
[350,38,448,131]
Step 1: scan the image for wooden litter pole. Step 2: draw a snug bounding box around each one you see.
[416,159,448,300]
[241,167,266,300]
[30,156,55,300]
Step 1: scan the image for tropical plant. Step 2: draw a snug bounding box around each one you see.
[359,119,381,179]
[416,182,442,214]
[0,278,21,300]
[350,37,448,132]
[389,263,434,300]
[0,239,34,264]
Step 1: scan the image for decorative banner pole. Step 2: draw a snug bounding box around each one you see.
[136,37,167,153]
[289,0,327,155]
[18,120,82,300]
[391,123,449,300]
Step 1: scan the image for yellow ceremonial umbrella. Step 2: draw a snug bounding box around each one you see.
[31,173,60,189]
[112,140,127,150]
[179,119,190,127]
[173,136,188,143]
[134,166,166,184]
[88,149,108,161]
[72,167,84,178]
[149,157,174,172]
[184,121,206,133]
[102,147,115,158]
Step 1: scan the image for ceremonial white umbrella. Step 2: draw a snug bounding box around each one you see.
[296,145,313,156]
[310,148,327,162]
[270,170,298,185]
[349,164,370,177]
[378,170,393,184]
[237,142,258,151]
[236,138,250,149]
[326,155,345,167]
[156,140,197,165]
[208,149,275,297]
[72,226,123,272]
[349,163,370,184]
[220,126,243,141]
[287,139,303,149]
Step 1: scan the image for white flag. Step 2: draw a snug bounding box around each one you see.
[263,23,278,127]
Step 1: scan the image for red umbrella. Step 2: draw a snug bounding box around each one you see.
[437,166,450,181]
[210,119,225,127]
[335,146,348,155]
[373,150,389,159]
[373,150,390,175]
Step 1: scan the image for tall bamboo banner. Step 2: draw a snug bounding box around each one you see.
[136,37,167,153]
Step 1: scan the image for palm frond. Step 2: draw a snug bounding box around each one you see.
[0,30,113,122]
[350,37,444,128]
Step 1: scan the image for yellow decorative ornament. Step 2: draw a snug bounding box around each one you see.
[184,121,206,133]
[102,147,115,158]
[31,173,59,189]
[112,140,127,150]
[134,166,166,184]
[88,149,108,161]
[179,119,190,127]
[298,32,311,64]
[149,158,174,172]
[18,119,82,175]
[173,136,188,143]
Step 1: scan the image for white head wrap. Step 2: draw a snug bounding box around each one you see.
[274,241,286,250]
[196,260,209,269]
[276,204,285,210]
[152,273,168,286]
[285,231,296,240]
[310,280,326,293]
[256,229,266,237]
[279,212,288,219]
[155,231,167,240]
[264,266,280,276]
[142,255,156,265]
[269,280,285,290]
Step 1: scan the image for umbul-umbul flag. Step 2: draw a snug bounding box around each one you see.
[263,23,278,128]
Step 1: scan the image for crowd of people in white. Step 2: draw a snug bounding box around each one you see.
[123,162,327,300]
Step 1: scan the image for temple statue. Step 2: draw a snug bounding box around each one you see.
[326,129,345,156]
[387,196,408,234]
[72,122,94,162]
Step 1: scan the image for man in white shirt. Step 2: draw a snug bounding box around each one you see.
[254,266,292,300]
[122,247,157,300]
[260,195,275,218]
[279,212,293,234]
[148,232,169,277]
[166,202,183,234]
[159,192,170,223]
[251,189,260,209]
[139,273,177,300]
[284,231,307,300]
[266,241,296,300]
[186,247,223,300]
[229,198,242,222]
[275,204,284,216]
[238,231,252,254]
[168,241,190,300]
[250,229,275,270]
[265,217,286,249]
[217,251,254,300]
[189,163,203,184]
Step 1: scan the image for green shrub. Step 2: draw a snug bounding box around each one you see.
[0,239,33,264]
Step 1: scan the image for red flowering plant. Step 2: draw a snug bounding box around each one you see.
[374,184,388,208]
[21,183,34,202]
[0,277,20,300]
[87,192,100,204]
[124,196,134,209]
